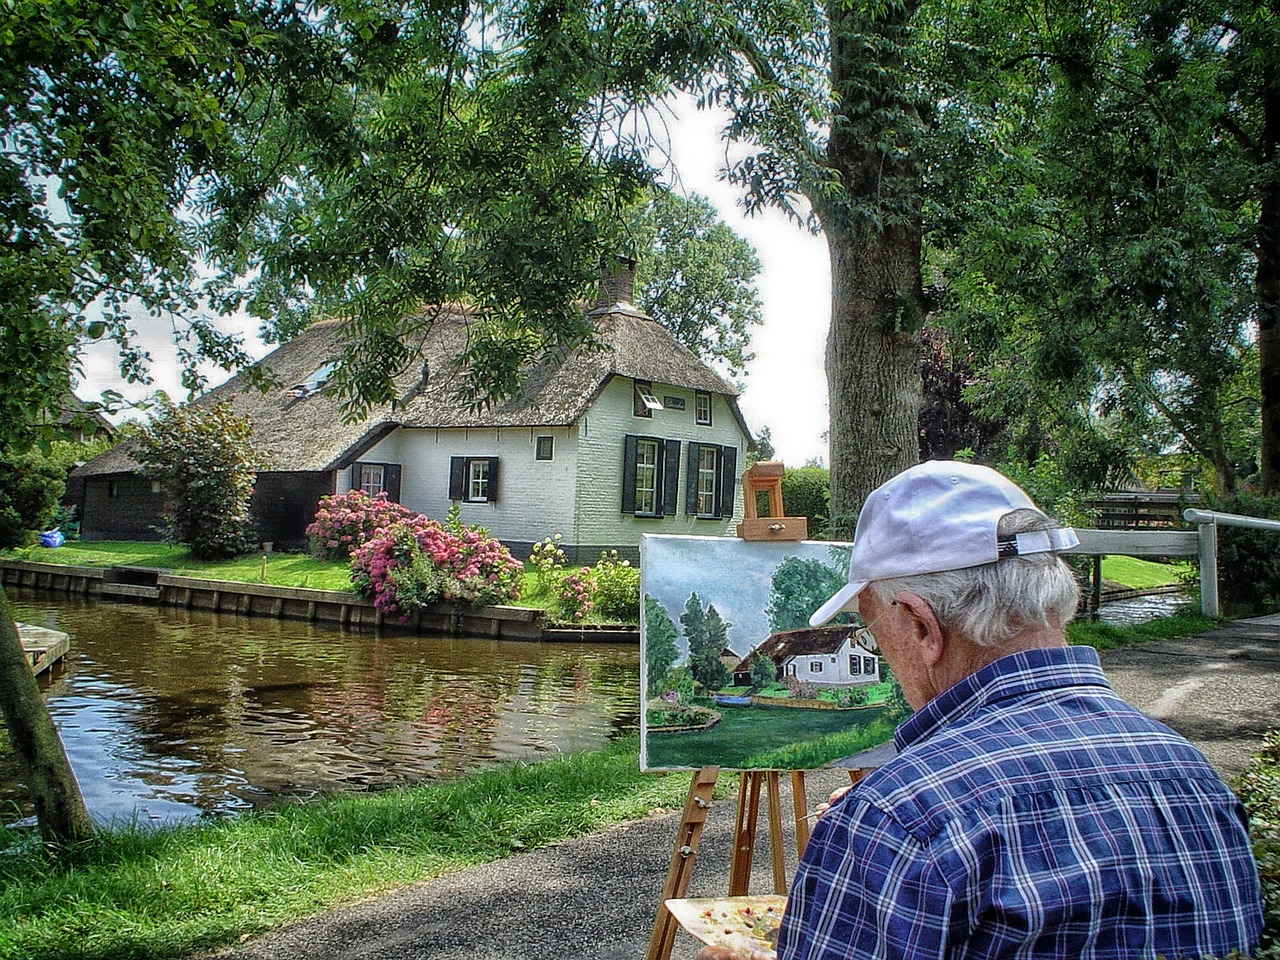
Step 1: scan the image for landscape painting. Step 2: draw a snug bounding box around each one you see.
[640,534,909,772]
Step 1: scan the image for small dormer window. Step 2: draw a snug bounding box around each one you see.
[288,362,335,398]
[634,379,662,418]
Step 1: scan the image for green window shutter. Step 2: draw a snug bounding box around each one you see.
[685,442,702,516]
[621,435,638,513]
[385,464,402,502]
[718,445,738,518]
[350,463,362,491]
[661,439,681,518]
[448,457,466,500]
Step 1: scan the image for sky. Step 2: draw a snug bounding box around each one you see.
[75,99,834,468]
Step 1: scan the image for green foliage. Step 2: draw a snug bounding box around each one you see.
[644,596,681,697]
[994,453,1098,530]
[135,399,263,560]
[765,552,851,633]
[747,655,776,689]
[627,191,763,379]
[1233,730,1280,957]
[0,448,66,549]
[590,550,639,621]
[679,592,730,691]
[781,466,830,539]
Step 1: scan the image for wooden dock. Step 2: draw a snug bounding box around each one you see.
[16,622,70,676]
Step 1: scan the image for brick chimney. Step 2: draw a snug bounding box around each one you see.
[598,256,637,309]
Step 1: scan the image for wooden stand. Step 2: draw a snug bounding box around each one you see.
[645,464,823,960]
[737,462,809,541]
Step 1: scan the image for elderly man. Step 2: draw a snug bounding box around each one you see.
[777,460,1262,960]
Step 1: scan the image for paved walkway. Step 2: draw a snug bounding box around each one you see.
[203,619,1280,960]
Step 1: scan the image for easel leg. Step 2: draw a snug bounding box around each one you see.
[644,766,719,960]
[765,772,787,894]
[791,770,810,856]
[729,771,764,895]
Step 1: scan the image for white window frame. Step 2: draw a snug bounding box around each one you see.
[808,660,823,673]
[634,379,663,417]
[360,464,386,496]
[467,459,490,502]
[535,435,554,461]
[696,446,718,517]
[634,438,659,515]
[695,390,712,426]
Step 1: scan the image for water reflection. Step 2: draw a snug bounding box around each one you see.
[2,590,640,826]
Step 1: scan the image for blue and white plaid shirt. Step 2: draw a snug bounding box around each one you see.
[778,646,1262,960]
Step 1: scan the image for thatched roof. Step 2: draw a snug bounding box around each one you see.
[75,304,750,477]
[733,626,860,673]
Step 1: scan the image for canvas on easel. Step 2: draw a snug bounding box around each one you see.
[640,533,908,773]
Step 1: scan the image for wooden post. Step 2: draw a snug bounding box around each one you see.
[644,766,719,960]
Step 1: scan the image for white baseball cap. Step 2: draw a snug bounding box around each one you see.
[809,461,1079,627]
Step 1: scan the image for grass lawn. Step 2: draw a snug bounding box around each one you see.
[5,541,356,591]
[0,739,699,960]
[1099,555,1192,590]
[646,701,894,769]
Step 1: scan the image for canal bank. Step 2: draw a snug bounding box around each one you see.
[0,559,639,643]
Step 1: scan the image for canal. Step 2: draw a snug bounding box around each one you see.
[1,589,640,828]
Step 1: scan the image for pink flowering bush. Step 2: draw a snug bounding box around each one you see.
[350,516,523,617]
[555,567,595,622]
[307,490,413,560]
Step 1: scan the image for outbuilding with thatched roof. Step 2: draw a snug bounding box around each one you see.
[69,277,753,560]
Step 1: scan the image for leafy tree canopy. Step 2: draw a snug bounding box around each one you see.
[625,191,763,380]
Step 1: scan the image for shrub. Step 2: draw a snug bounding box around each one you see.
[1200,491,1280,617]
[591,550,640,621]
[135,399,264,560]
[782,466,830,539]
[306,490,413,560]
[1234,730,1280,955]
[0,448,66,549]
[556,567,595,622]
[350,517,523,617]
[528,534,567,588]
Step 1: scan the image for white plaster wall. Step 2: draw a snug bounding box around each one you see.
[357,425,579,543]
[572,376,748,548]
[786,640,880,686]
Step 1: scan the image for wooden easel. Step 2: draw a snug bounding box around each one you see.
[644,463,852,960]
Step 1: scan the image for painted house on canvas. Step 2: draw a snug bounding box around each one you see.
[733,625,881,687]
[69,270,752,560]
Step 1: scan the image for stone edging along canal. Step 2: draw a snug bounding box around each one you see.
[0,559,639,644]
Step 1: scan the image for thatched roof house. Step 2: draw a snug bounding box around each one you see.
[732,625,881,687]
[71,293,754,559]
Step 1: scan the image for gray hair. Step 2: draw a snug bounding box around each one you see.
[865,509,1081,647]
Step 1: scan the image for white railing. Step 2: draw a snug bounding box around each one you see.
[1063,527,1204,616]
[1181,508,1280,619]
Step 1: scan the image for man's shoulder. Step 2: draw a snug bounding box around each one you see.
[856,687,1230,841]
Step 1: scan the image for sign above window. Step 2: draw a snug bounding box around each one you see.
[663,396,686,410]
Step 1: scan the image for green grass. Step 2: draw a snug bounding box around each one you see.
[0,739,699,960]
[1067,610,1219,650]
[646,701,892,769]
[5,541,356,592]
[1099,555,1192,590]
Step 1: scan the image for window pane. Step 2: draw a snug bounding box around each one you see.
[635,439,658,514]
[360,464,385,496]
[536,436,554,460]
[697,446,717,515]
[695,391,712,425]
[468,459,489,501]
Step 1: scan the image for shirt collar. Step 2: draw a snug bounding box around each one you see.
[894,645,1112,751]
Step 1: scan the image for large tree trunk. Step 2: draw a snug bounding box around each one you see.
[0,587,93,849]
[825,228,924,535]
[820,0,926,535]
[1258,78,1280,493]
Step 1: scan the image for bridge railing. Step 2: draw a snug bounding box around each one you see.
[1063,528,1203,617]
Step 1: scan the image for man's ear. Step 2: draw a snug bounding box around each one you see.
[894,591,947,666]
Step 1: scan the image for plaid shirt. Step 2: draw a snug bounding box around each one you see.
[778,646,1262,960]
